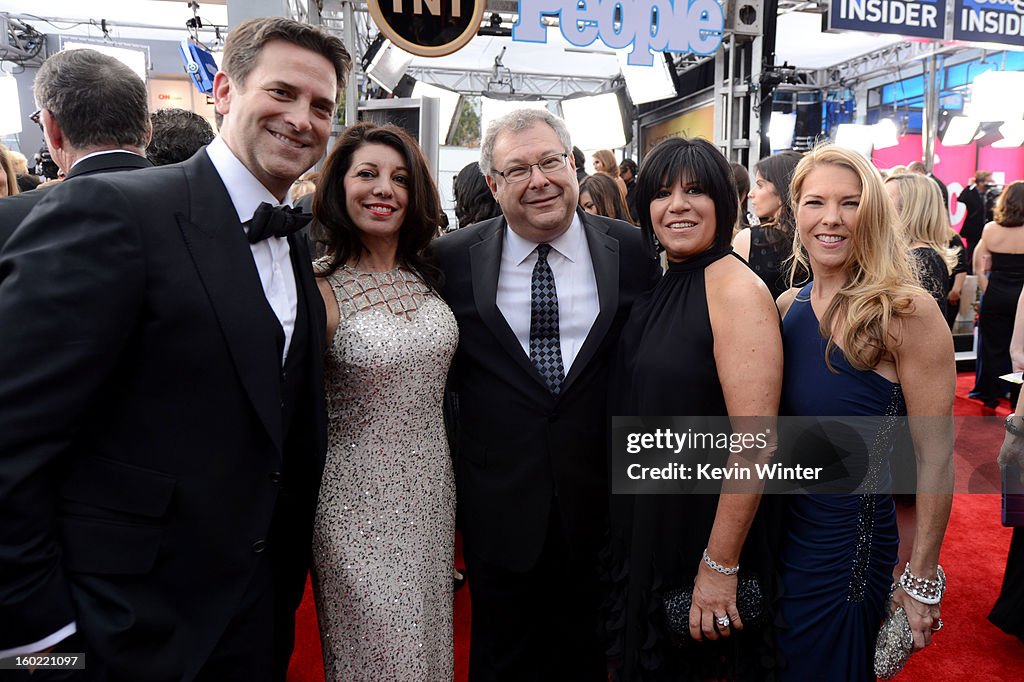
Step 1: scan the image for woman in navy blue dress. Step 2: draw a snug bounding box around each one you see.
[774,146,955,681]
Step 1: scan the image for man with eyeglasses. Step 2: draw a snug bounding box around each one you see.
[432,108,660,680]
[0,49,152,249]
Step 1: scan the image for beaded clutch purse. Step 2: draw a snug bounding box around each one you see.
[662,575,767,641]
[874,596,914,680]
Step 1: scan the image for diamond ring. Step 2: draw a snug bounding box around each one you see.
[716,615,731,628]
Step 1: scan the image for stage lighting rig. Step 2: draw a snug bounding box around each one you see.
[478,13,512,37]
[1,14,46,66]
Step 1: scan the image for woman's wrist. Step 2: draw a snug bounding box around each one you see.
[702,548,740,576]
[899,563,945,604]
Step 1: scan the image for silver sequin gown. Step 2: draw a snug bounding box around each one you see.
[312,263,458,681]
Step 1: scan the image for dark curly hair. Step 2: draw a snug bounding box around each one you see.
[314,122,442,289]
[147,108,215,166]
[453,162,501,228]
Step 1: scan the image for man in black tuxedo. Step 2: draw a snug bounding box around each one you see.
[959,170,994,274]
[0,17,350,681]
[0,49,152,249]
[433,109,660,680]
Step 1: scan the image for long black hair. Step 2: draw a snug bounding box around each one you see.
[314,122,442,289]
[753,150,802,245]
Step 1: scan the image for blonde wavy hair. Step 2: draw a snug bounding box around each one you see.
[790,145,923,371]
[884,172,958,273]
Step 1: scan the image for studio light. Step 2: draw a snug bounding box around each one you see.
[966,70,1024,121]
[0,71,21,135]
[767,112,796,150]
[941,116,980,146]
[560,92,627,150]
[872,118,900,149]
[364,37,413,94]
[411,81,462,144]
[834,123,875,159]
[480,97,548,141]
[618,52,676,105]
[61,41,148,82]
[993,120,1024,148]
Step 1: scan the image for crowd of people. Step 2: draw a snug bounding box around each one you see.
[0,14,1020,682]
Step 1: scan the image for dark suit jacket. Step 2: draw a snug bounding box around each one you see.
[958,184,987,246]
[0,151,152,248]
[432,211,659,571]
[0,151,327,679]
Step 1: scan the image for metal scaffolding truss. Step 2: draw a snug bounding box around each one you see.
[407,65,615,98]
[316,1,621,99]
[816,41,961,89]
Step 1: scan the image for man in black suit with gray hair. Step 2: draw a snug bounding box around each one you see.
[0,48,152,248]
[433,108,660,680]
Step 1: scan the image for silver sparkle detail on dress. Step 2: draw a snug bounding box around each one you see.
[312,263,458,681]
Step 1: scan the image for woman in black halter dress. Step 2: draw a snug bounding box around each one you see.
[605,138,783,681]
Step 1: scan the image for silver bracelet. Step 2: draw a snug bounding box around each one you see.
[899,563,946,605]
[702,548,739,576]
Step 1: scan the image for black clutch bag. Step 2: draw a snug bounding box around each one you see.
[663,575,768,639]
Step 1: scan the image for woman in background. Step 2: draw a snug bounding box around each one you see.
[580,172,635,224]
[775,146,953,681]
[593,148,629,198]
[730,161,751,232]
[452,161,500,229]
[311,122,457,680]
[606,137,782,680]
[885,172,958,315]
[732,151,803,299]
[0,144,20,197]
[972,181,1024,408]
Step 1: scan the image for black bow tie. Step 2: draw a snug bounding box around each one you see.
[245,202,313,244]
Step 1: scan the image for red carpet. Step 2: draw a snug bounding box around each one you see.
[287,372,1024,681]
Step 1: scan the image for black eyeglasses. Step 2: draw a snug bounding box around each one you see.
[30,109,42,130]
[496,153,568,184]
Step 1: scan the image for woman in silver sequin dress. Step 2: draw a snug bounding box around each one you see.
[310,122,457,680]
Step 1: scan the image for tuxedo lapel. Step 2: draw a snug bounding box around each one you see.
[561,213,619,395]
[174,154,285,451]
[469,219,548,389]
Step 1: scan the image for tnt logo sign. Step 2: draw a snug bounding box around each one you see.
[369,0,485,57]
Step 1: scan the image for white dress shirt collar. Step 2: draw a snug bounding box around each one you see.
[503,211,585,264]
[69,148,146,171]
[205,136,292,222]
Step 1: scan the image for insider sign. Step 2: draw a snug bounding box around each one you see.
[828,0,947,40]
[368,0,486,57]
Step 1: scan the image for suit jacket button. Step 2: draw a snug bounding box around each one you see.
[269,471,282,484]
[252,539,267,553]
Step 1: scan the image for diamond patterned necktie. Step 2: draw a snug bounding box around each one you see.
[529,244,565,395]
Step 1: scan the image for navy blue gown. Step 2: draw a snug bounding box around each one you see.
[776,283,905,681]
